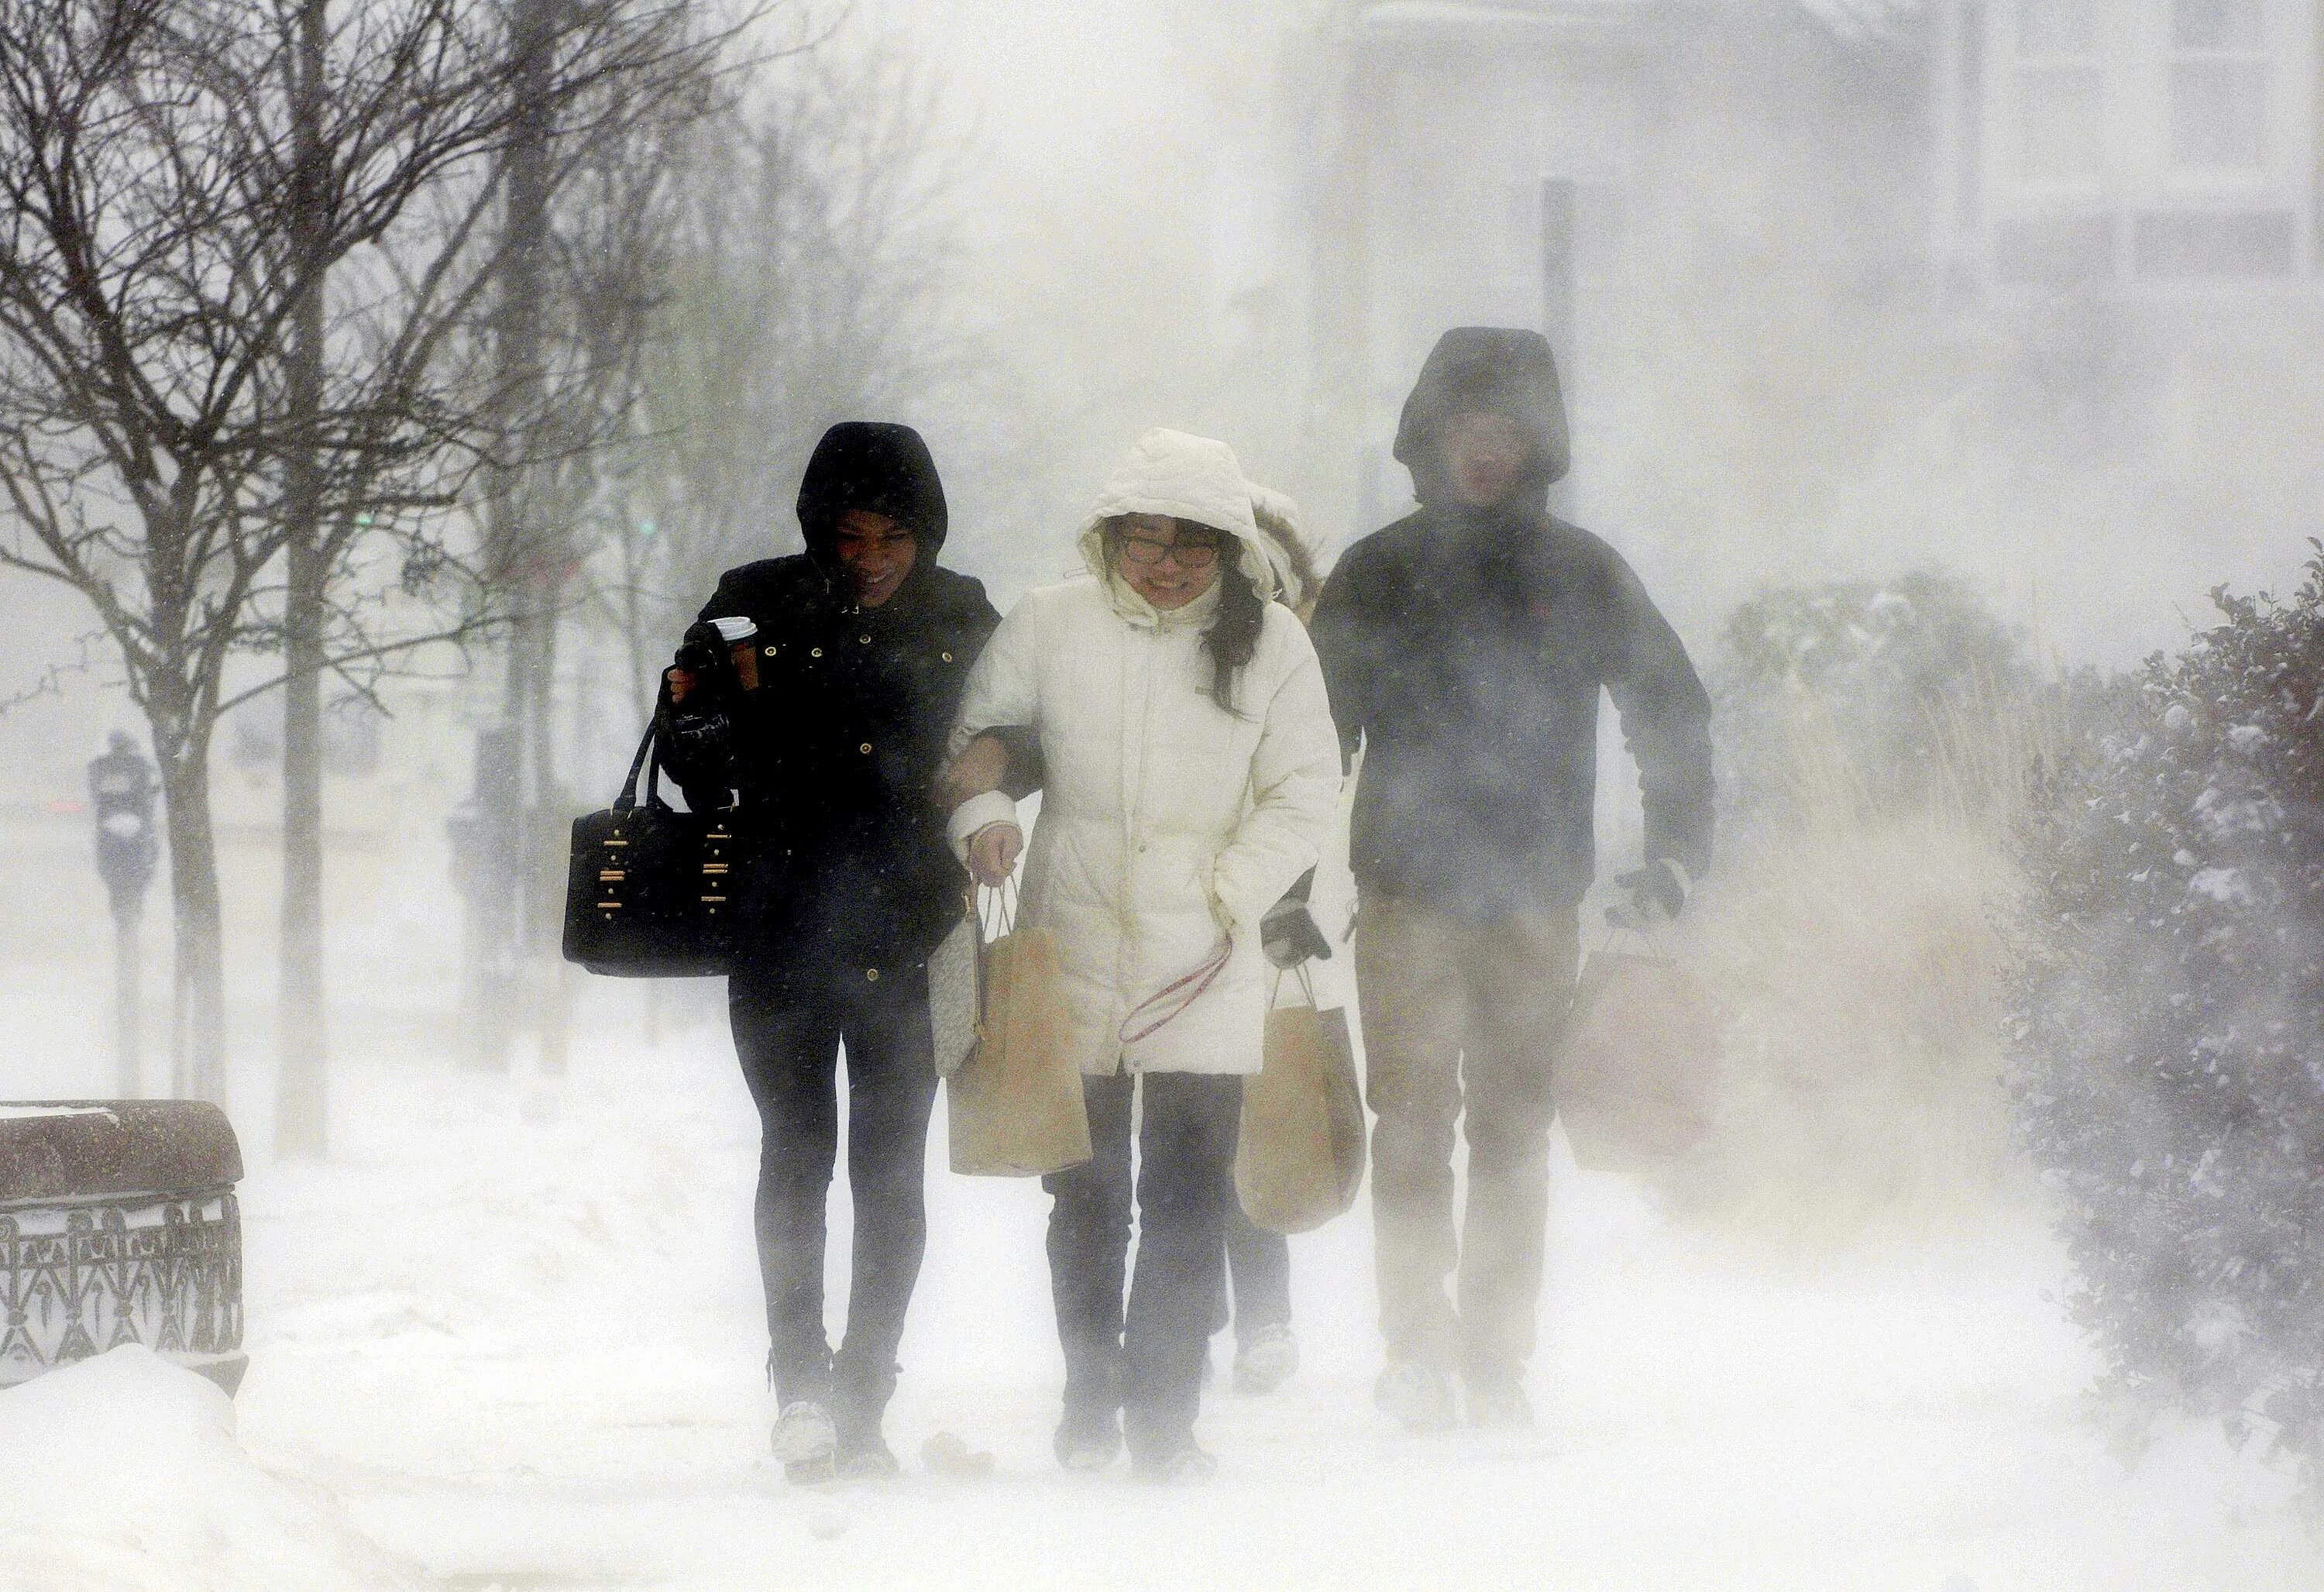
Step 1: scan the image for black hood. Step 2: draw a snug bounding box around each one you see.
[1391,328,1570,507]
[795,421,949,564]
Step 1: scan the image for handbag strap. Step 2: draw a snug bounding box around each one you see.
[614,724,655,813]
[1266,961,1320,1013]
[1120,942,1231,1046]
[976,876,1016,941]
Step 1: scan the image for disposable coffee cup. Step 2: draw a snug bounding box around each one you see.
[710,615,760,690]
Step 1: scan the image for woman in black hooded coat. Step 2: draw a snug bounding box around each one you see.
[658,421,1003,1480]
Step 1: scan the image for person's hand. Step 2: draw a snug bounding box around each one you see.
[1607,858,1690,932]
[937,733,1011,811]
[967,822,1023,887]
[670,621,735,706]
[1260,893,1332,968]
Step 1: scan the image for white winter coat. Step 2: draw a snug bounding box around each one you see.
[946,430,1342,1077]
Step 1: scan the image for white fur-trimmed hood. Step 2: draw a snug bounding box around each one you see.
[1075,428,1276,602]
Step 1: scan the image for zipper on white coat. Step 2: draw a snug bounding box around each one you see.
[1115,621,1157,1071]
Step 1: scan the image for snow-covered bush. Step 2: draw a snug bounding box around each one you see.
[1716,568,2030,831]
[1676,807,2024,1243]
[2008,555,2324,1477]
[1663,571,2058,1243]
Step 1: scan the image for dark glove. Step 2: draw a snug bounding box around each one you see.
[1607,858,1690,931]
[1261,891,1332,969]
[655,627,741,802]
[672,621,738,697]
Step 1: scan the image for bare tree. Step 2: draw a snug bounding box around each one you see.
[588,32,970,724]
[0,0,705,1107]
[263,0,721,1147]
[457,0,743,1072]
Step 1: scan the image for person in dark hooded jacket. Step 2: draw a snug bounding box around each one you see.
[658,421,1004,1481]
[1308,328,1714,1432]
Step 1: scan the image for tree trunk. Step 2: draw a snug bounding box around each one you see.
[158,733,229,1106]
[275,0,332,1154]
[531,607,569,1077]
[277,539,329,1150]
[468,0,559,1071]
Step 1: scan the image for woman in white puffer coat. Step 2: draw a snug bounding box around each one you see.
[943,428,1341,1480]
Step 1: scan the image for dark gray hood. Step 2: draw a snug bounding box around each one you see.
[1391,327,1570,506]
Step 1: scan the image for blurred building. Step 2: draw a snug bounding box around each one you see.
[1291,0,2324,645]
[1929,1,2321,291]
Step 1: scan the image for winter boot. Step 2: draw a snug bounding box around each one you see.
[1373,1358,1457,1434]
[1130,1439,1219,1484]
[1232,1324,1298,1396]
[1054,1402,1125,1473]
[835,1428,901,1480]
[772,1399,838,1484]
[833,1398,900,1480]
[1463,1363,1533,1430]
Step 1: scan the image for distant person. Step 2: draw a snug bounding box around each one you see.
[942,429,1340,1479]
[658,422,1006,1482]
[1308,328,1714,1431]
[1208,483,1341,1397]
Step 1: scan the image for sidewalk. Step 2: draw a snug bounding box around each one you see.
[195,1012,2323,1590]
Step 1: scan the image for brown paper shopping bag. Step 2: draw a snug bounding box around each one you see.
[947,887,1092,1178]
[1236,970,1365,1233]
[1553,950,1721,1177]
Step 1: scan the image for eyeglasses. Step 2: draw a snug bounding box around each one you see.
[1116,531,1219,569]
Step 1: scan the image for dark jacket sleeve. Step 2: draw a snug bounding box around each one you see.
[989,726,1044,799]
[1600,551,1716,882]
[1306,546,1373,773]
[936,576,1047,799]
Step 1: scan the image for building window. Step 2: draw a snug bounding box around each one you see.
[2013,0,2104,182]
[2168,0,2268,170]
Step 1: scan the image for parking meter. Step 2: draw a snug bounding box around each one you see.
[89,731,157,919]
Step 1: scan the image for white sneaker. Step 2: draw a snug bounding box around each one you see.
[771,1400,837,1466]
[1232,1325,1298,1395]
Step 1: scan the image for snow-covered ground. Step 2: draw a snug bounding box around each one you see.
[8,978,2313,1591]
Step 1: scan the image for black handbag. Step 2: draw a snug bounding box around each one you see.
[562,725,742,978]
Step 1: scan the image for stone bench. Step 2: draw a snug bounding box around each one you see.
[0,1101,246,1394]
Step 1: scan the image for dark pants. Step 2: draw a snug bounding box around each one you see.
[730,961,938,1430]
[1043,1071,1242,1460]
[1213,1205,1292,1344]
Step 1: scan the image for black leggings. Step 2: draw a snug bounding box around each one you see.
[1219,1205,1293,1343]
[1043,1070,1243,1459]
[729,963,938,1423]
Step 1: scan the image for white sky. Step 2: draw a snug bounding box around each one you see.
[862,0,1193,209]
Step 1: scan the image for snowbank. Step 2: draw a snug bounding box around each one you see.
[0,1346,418,1592]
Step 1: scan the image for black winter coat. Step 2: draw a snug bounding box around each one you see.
[660,423,1001,978]
[1308,328,1714,921]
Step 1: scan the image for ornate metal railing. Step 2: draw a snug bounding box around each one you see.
[0,1102,246,1394]
[0,1188,244,1391]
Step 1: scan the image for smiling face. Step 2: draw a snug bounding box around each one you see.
[1440,410,1534,509]
[832,508,919,607]
[1109,513,1224,611]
